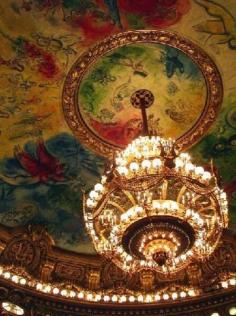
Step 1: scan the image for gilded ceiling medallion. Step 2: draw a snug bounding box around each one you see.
[63,30,223,157]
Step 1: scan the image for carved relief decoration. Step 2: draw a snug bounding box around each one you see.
[1,225,54,276]
[0,225,235,305]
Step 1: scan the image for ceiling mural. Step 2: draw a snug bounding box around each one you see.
[0,0,235,254]
[78,43,207,148]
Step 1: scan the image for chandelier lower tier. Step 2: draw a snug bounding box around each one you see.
[83,90,228,275]
[84,136,228,274]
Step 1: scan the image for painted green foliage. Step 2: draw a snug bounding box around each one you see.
[79,43,206,148]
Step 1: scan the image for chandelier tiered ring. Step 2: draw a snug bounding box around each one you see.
[83,89,228,275]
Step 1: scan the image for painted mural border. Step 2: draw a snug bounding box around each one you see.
[62,29,223,157]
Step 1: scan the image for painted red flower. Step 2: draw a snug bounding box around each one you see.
[119,0,160,14]
[38,53,60,79]
[119,0,191,28]
[24,42,42,58]
[71,12,117,42]
[24,41,60,79]
[15,140,65,182]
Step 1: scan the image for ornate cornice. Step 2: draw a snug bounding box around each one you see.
[0,279,236,315]
[0,225,235,290]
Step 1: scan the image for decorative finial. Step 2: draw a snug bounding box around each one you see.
[130,89,154,109]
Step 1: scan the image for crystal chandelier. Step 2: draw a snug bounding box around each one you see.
[83,89,228,275]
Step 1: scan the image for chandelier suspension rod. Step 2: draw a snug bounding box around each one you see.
[140,102,149,136]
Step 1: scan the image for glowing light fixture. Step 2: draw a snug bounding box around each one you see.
[0,264,235,304]
[2,302,24,315]
[83,89,228,275]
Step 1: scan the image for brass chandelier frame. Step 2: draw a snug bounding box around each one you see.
[84,89,228,276]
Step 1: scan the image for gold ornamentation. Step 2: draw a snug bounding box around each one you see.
[84,136,228,275]
[2,225,54,276]
[54,263,85,282]
[87,269,100,290]
[0,224,235,305]
[140,270,155,291]
[41,261,55,282]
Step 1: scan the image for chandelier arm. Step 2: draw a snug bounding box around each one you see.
[107,201,126,214]
[177,185,187,203]
[114,175,165,191]
[93,187,117,219]
[122,190,137,206]
[180,178,217,195]
[161,180,168,200]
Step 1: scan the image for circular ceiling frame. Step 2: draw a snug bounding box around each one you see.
[62,30,223,157]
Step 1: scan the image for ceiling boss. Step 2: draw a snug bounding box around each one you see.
[83,88,228,275]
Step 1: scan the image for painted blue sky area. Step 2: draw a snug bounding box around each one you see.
[162,46,202,79]
[0,133,105,253]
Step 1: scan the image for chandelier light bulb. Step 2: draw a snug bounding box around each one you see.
[185,162,194,172]
[95,183,104,192]
[130,162,139,172]
[175,157,184,168]
[89,190,99,200]
[141,159,152,169]
[195,166,204,176]
[152,158,162,168]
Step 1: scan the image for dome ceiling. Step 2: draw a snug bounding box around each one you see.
[76,42,207,148]
[0,0,235,257]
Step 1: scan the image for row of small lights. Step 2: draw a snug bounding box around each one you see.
[101,201,207,239]
[0,265,211,304]
[117,136,175,161]
[114,136,212,183]
[110,202,205,231]
[85,177,228,243]
[86,181,106,209]
[86,196,222,273]
[115,155,212,183]
[104,200,212,272]
[86,163,227,223]
[138,230,180,257]
[211,307,236,316]
[2,302,24,315]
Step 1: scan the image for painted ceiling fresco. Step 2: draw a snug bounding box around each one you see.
[0,0,235,254]
[79,43,207,147]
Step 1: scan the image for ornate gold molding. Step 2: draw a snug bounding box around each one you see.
[0,225,235,294]
[1,225,54,278]
[0,279,236,316]
[62,30,223,157]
